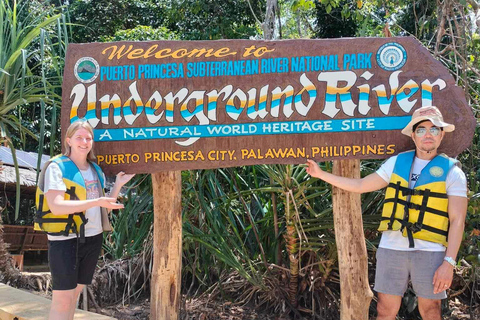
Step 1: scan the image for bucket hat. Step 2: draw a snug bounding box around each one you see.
[401,106,455,136]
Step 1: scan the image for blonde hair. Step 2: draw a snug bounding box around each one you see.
[63,120,96,161]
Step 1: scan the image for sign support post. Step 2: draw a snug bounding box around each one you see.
[151,171,182,320]
[332,159,373,320]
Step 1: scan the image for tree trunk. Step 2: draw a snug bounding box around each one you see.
[150,171,182,320]
[332,160,373,320]
[262,0,277,40]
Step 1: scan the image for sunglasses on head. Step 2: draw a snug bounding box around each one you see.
[414,126,441,137]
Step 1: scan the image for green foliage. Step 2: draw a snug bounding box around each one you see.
[182,168,272,290]
[278,0,316,39]
[165,0,263,40]
[104,191,154,260]
[67,0,168,43]
[394,0,437,39]
[314,0,361,38]
[103,174,154,259]
[0,0,66,220]
[101,25,178,42]
[180,162,348,311]
[459,126,480,266]
[0,0,63,140]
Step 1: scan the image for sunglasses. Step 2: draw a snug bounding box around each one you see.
[414,127,441,137]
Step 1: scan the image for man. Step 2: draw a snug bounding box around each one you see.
[306,106,467,320]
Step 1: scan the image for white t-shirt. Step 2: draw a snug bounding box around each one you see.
[44,162,104,241]
[375,155,467,252]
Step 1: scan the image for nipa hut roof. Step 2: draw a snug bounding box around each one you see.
[0,146,49,188]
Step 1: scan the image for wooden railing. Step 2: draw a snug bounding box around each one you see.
[2,225,48,253]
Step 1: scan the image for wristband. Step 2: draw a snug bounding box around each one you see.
[444,256,456,267]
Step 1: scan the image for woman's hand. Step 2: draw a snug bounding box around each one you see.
[115,171,135,187]
[96,197,124,209]
[305,159,324,179]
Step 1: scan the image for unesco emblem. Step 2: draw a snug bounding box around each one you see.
[74,57,100,83]
[429,166,444,178]
[376,42,407,71]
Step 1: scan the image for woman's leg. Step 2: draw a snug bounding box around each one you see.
[68,284,86,320]
[48,238,78,320]
[49,289,76,320]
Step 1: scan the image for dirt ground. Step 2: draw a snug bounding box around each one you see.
[91,295,478,320]
[11,284,480,320]
[94,297,280,320]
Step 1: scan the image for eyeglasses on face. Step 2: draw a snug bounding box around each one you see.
[414,126,441,137]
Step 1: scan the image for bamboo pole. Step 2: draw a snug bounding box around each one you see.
[332,159,373,320]
[151,171,182,320]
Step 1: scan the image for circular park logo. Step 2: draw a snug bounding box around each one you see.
[74,57,100,83]
[376,42,407,71]
[429,166,444,178]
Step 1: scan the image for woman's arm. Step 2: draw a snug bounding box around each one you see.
[108,171,135,198]
[45,190,124,215]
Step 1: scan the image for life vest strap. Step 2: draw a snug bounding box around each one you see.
[383,198,448,218]
[421,224,449,237]
[380,217,449,239]
[66,186,78,200]
[387,181,402,230]
[387,182,448,199]
[416,188,430,237]
[35,194,51,230]
[64,186,87,243]
[75,212,88,243]
[400,198,414,248]
[36,217,73,223]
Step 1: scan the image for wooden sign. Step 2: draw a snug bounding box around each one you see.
[61,37,475,174]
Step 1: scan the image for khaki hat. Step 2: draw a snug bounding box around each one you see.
[401,106,455,136]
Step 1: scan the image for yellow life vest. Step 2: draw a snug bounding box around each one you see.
[34,155,105,241]
[378,150,457,247]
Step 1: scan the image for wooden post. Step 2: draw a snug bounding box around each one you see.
[332,159,373,320]
[151,171,182,320]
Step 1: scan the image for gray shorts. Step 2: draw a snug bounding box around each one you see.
[374,247,447,300]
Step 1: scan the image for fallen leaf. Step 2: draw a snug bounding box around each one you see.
[470,229,480,236]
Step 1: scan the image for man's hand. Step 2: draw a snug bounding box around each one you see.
[305,159,324,179]
[432,261,454,294]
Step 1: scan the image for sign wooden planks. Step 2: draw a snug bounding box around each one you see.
[61,37,475,174]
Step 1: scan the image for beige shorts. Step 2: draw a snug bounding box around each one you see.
[373,247,447,300]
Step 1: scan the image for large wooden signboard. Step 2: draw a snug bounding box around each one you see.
[62,37,475,174]
[61,38,475,320]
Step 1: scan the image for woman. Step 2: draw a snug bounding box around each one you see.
[36,120,134,320]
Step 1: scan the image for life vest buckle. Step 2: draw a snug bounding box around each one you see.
[401,188,423,197]
[408,222,423,233]
[406,202,422,211]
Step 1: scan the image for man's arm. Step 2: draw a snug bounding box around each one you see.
[305,159,389,193]
[432,195,468,294]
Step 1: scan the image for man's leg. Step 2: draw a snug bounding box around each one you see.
[411,251,446,320]
[376,292,402,320]
[417,297,441,320]
[374,248,410,319]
